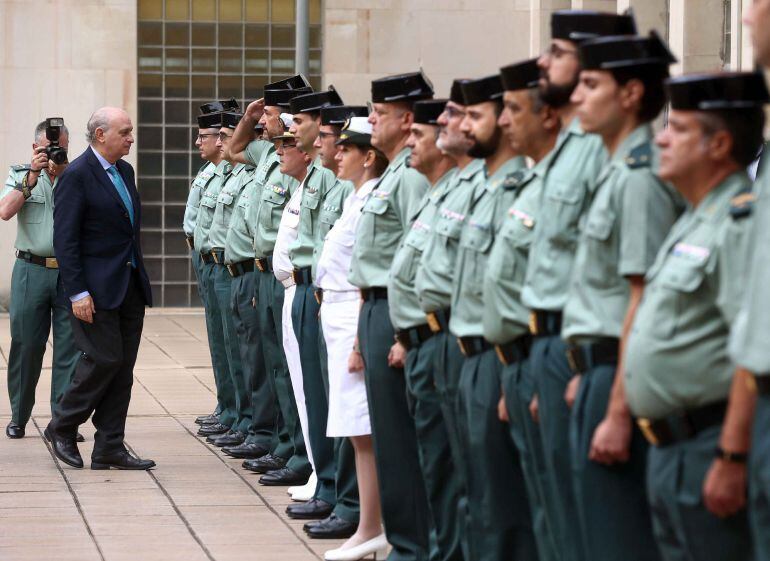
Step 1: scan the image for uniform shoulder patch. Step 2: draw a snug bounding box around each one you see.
[502,170,526,189]
[624,141,652,169]
[730,188,755,220]
[197,162,209,175]
[11,164,31,172]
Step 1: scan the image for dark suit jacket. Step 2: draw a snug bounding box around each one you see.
[54,147,152,310]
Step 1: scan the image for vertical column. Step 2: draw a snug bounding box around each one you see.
[732,0,754,70]
[295,0,309,76]
[667,0,725,75]
[571,0,616,10]
[616,0,667,35]
[529,0,572,57]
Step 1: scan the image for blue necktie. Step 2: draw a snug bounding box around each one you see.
[107,166,134,225]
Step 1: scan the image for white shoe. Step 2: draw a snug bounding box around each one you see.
[323,533,389,561]
[290,472,317,501]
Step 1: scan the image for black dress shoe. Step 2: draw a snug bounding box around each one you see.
[259,466,309,486]
[43,426,83,469]
[223,442,269,459]
[6,422,24,439]
[195,413,220,426]
[197,422,230,437]
[76,432,85,443]
[286,498,333,520]
[242,453,287,473]
[305,513,358,539]
[208,430,246,447]
[91,450,156,470]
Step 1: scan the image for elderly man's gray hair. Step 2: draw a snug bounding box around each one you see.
[85,108,112,144]
[34,121,69,143]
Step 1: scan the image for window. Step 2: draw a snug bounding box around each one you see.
[137,0,323,306]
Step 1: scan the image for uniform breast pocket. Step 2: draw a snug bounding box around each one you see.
[546,179,585,247]
[21,194,46,224]
[653,259,707,339]
[582,210,617,286]
[260,188,287,228]
[461,225,494,293]
[218,192,234,206]
[497,214,534,278]
[318,206,342,237]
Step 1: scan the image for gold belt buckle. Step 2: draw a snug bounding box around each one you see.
[255,259,265,272]
[637,418,660,447]
[495,345,508,366]
[185,237,194,251]
[45,257,58,269]
[565,348,580,375]
[291,269,300,283]
[211,251,220,264]
[426,312,441,333]
[528,312,539,335]
[746,372,759,394]
[226,264,236,277]
[314,289,323,305]
[457,338,468,357]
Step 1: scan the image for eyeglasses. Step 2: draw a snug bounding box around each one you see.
[196,133,218,140]
[281,143,298,150]
[318,131,340,140]
[545,43,578,58]
[218,132,233,141]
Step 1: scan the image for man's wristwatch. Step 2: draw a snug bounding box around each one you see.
[714,446,748,464]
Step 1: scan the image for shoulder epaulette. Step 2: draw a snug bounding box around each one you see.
[624,141,652,169]
[197,162,209,174]
[730,188,755,220]
[11,164,30,172]
[502,170,526,190]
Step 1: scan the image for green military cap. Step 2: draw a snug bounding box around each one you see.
[579,31,676,70]
[197,112,223,129]
[335,117,373,147]
[265,74,311,90]
[666,71,770,110]
[413,99,447,125]
[264,87,314,109]
[289,87,343,114]
[551,10,637,43]
[460,74,504,105]
[320,105,368,126]
[449,79,471,104]
[220,111,243,129]
[371,71,434,103]
[200,98,239,114]
[499,58,540,92]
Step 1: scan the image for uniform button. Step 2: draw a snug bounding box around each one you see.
[126,261,132,267]
[124,212,129,218]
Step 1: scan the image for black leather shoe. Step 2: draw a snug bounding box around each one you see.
[91,450,156,470]
[44,426,83,469]
[76,432,85,443]
[286,498,333,520]
[207,430,246,447]
[195,413,220,425]
[197,422,229,437]
[242,453,287,473]
[6,422,24,439]
[305,514,358,539]
[223,442,269,459]
[259,467,309,486]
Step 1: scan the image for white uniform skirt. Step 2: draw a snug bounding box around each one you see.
[321,293,371,437]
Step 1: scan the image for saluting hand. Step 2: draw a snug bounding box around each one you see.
[703,459,748,518]
[245,98,266,121]
[72,295,96,324]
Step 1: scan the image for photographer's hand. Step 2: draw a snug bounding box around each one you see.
[27,146,49,188]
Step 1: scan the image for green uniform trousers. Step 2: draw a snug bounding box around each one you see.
[501,355,558,561]
[200,261,237,426]
[7,259,79,427]
[530,334,585,561]
[359,297,432,561]
[318,317,360,523]
[231,271,274,447]
[750,394,770,561]
[405,336,463,561]
[190,250,219,416]
[647,425,753,561]
[256,269,309,471]
[291,284,336,505]
[569,363,658,561]
[458,348,537,561]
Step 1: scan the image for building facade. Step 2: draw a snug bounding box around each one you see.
[0,0,754,307]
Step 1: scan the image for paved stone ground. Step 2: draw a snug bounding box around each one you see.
[0,311,346,561]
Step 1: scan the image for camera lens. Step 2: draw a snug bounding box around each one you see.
[49,148,68,165]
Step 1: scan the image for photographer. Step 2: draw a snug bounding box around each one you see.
[1,119,80,440]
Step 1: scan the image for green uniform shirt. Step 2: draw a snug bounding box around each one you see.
[562,125,682,343]
[388,168,457,330]
[449,156,526,338]
[224,170,259,264]
[624,172,753,420]
[312,178,354,278]
[209,163,250,251]
[521,118,607,312]
[251,151,298,258]
[289,156,336,270]
[2,166,57,256]
[482,158,548,345]
[183,161,217,237]
[245,138,275,182]
[414,159,485,312]
[349,148,431,289]
[194,160,232,253]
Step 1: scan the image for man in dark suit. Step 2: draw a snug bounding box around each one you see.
[45,107,155,470]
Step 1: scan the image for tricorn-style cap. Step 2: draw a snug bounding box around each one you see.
[220,111,243,130]
[666,72,770,111]
[272,129,299,142]
[460,75,504,105]
[449,79,471,104]
[335,117,373,147]
[200,98,240,114]
[371,71,434,103]
[290,87,344,114]
[264,86,314,108]
[551,10,637,44]
[265,75,311,90]
[413,99,448,125]
[197,112,223,129]
[500,58,541,91]
[321,105,369,126]
[579,31,676,70]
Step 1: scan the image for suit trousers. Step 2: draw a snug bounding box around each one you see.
[51,272,145,456]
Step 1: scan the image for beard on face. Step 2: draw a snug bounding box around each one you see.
[539,74,579,108]
[467,125,501,159]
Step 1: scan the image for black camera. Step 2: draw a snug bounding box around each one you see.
[45,117,68,165]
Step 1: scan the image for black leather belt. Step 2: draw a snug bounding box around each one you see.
[395,323,434,352]
[565,338,620,375]
[255,256,273,273]
[637,400,727,447]
[16,250,57,269]
[227,259,255,278]
[200,251,213,264]
[495,335,532,366]
[426,308,451,334]
[291,267,313,285]
[185,236,194,251]
[457,336,492,358]
[361,287,388,302]
[529,310,563,337]
[314,288,323,305]
[754,375,770,396]
[211,248,225,265]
